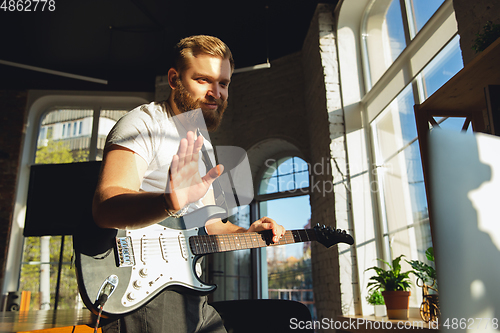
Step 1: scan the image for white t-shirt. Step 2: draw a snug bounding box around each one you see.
[106,101,212,212]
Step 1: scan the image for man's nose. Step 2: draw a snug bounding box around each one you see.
[207,83,221,99]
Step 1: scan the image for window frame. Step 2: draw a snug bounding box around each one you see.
[3,91,151,297]
[363,0,459,248]
[255,153,311,202]
[335,0,460,315]
[254,154,312,311]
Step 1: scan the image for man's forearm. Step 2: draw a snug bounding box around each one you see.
[93,188,171,230]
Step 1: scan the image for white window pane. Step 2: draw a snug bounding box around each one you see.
[406,0,445,38]
[35,109,93,164]
[420,34,463,99]
[371,84,415,161]
[261,196,314,316]
[295,171,310,190]
[364,0,407,87]
[258,157,310,195]
[96,110,128,160]
[277,157,293,175]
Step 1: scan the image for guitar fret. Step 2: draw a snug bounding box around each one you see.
[235,234,242,250]
[204,235,211,254]
[297,230,307,243]
[201,235,209,254]
[219,234,227,252]
[241,233,251,249]
[208,235,215,253]
[208,235,216,253]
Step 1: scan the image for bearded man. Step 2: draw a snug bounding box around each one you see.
[92,35,285,333]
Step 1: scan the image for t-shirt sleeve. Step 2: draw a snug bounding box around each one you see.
[105,106,159,165]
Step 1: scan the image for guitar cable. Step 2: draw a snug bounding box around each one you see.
[94,294,108,333]
[93,275,118,333]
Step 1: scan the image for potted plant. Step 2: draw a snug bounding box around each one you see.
[406,247,437,287]
[406,247,440,322]
[366,289,386,317]
[366,254,413,319]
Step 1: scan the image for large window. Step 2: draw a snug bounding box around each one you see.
[356,0,462,310]
[363,0,446,89]
[19,108,127,310]
[256,156,314,317]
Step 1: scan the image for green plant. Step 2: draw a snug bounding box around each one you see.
[366,289,385,305]
[366,254,413,292]
[406,247,437,288]
[472,21,500,53]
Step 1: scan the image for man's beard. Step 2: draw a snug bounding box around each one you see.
[173,78,227,131]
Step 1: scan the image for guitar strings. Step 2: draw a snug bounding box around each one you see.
[122,230,315,259]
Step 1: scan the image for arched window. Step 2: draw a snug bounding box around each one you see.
[20,108,129,310]
[337,0,463,314]
[6,92,149,310]
[364,0,463,263]
[363,0,446,88]
[258,156,310,195]
[256,156,314,316]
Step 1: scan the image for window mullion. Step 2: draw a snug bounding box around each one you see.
[399,0,413,45]
[88,107,101,161]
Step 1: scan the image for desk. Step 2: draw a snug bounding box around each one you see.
[337,315,439,332]
[0,310,100,333]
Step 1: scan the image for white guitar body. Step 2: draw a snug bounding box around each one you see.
[74,206,226,317]
[117,225,213,309]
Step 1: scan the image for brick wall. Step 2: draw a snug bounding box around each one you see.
[302,4,344,329]
[0,90,28,288]
[453,0,500,65]
[212,52,310,158]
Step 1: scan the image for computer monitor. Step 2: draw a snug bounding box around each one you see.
[429,129,500,332]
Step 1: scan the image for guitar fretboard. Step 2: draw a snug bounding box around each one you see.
[189,229,317,255]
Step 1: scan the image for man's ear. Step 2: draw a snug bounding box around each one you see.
[167,68,179,89]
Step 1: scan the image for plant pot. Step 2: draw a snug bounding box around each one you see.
[382,291,410,320]
[374,304,386,317]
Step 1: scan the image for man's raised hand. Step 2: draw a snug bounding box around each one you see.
[164,131,223,212]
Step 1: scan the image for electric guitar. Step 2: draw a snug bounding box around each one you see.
[73,206,354,316]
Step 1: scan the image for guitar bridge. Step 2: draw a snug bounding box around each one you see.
[116,236,136,267]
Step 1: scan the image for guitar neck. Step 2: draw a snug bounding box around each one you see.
[189,229,317,255]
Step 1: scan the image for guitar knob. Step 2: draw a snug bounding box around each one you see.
[139,268,148,278]
[133,280,142,289]
[127,292,136,301]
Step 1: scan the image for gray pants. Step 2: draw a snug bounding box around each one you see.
[101,290,227,333]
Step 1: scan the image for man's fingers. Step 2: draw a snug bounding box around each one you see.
[186,132,195,163]
[202,164,224,184]
[170,154,179,175]
[192,134,204,163]
[250,217,286,243]
[176,131,201,167]
[177,138,188,167]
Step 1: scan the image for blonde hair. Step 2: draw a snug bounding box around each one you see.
[173,35,234,73]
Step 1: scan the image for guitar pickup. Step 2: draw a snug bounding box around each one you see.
[116,236,136,267]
